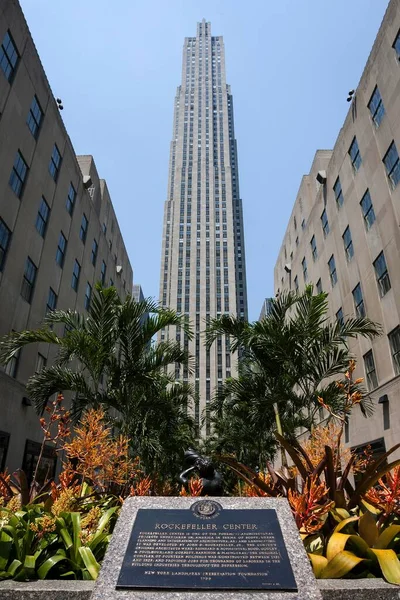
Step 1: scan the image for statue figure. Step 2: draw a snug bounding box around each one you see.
[179,448,223,496]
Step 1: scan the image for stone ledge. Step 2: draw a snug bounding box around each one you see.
[0,579,94,599]
[0,579,398,599]
[318,578,399,599]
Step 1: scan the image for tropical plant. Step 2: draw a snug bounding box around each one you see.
[0,491,119,581]
[217,378,400,584]
[206,287,381,464]
[0,285,195,477]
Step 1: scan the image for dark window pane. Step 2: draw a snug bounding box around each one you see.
[383,142,400,188]
[49,144,61,181]
[66,183,76,215]
[27,96,43,139]
[35,197,50,237]
[9,151,28,198]
[21,257,37,303]
[349,137,362,171]
[80,214,88,243]
[360,190,376,229]
[0,30,19,82]
[0,218,11,271]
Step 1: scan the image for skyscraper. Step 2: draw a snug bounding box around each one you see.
[159,20,247,435]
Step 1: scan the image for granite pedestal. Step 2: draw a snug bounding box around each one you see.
[91,497,322,600]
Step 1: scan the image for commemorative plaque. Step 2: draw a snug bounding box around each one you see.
[117,499,297,591]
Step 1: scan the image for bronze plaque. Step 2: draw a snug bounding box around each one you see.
[117,500,297,590]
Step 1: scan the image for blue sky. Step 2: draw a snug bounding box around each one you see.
[20,0,388,321]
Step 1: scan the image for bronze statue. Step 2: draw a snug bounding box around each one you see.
[179,449,223,496]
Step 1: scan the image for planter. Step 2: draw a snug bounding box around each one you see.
[0,579,398,599]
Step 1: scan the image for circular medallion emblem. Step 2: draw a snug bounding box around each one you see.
[191,499,222,519]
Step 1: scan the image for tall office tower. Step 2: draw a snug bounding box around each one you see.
[159,20,247,435]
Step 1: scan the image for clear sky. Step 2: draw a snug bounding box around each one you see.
[20,0,388,321]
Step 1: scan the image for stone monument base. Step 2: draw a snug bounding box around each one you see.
[91,497,322,600]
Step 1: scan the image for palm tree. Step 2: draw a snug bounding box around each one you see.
[0,285,195,476]
[205,286,381,465]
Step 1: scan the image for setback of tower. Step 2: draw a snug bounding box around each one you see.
[158,20,248,435]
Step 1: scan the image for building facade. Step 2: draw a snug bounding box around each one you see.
[0,0,133,476]
[159,20,248,435]
[274,0,400,458]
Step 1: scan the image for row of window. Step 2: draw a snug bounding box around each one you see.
[304,246,390,298]
[19,254,94,311]
[362,326,400,392]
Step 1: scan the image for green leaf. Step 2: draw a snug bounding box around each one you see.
[58,527,73,550]
[0,530,13,570]
[333,516,359,534]
[37,554,69,580]
[371,549,400,585]
[320,550,366,579]
[94,506,119,537]
[70,513,82,563]
[374,526,400,550]
[304,534,324,555]
[78,547,100,580]
[1,525,21,562]
[7,559,22,577]
[359,511,378,547]
[308,553,328,578]
[23,555,37,570]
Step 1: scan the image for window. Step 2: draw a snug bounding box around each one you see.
[84,282,92,310]
[91,239,98,266]
[321,209,329,237]
[363,350,378,390]
[316,278,323,294]
[36,353,46,373]
[0,218,11,271]
[328,255,337,287]
[293,216,297,230]
[295,236,299,247]
[9,151,28,198]
[368,86,385,126]
[342,226,354,261]
[22,440,56,485]
[27,96,43,139]
[334,177,343,208]
[0,432,10,471]
[56,232,67,267]
[301,218,306,230]
[49,144,61,181]
[360,190,376,229]
[21,257,37,303]
[336,307,344,327]
[71,260,81,291]
[302,257,308,282]
[0,30,19,82]
[388,326,400,375]
[109,278,114,287]
[66,183,76,215]
[383,142,400,188]
[80,214,88,243]
[349,137,362,171]
[294,275,298,291]
[310,235,318,261]
[100,260,107,285]
[35,197,50,237]
[352,283,365,318]
[5,340,19,378]
[46,287,57,314]
[393,29,400,58]
[373,251,391,297]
